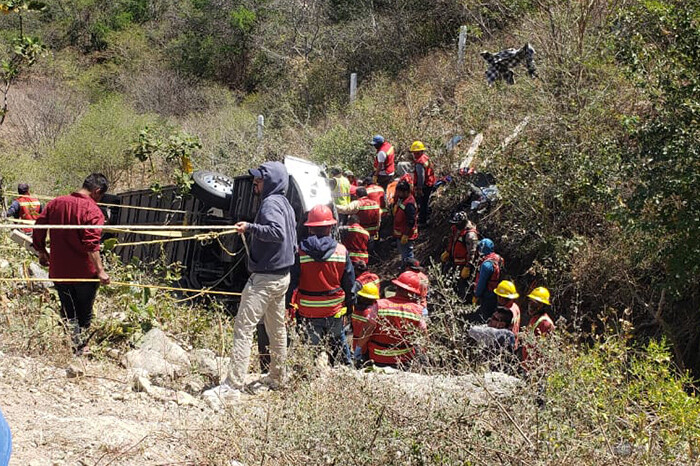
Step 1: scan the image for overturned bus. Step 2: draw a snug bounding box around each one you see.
[105,157,333,306]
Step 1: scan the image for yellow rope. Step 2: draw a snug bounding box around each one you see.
[110,230,239,248]
[0,223,240,231]
[5,193,189,214]
[0,277,242,297]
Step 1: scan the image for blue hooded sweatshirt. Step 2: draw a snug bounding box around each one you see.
[246,162,297,274]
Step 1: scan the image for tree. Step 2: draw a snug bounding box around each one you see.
[0,0,46,125]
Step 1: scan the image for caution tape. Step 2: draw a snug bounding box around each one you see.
[0,277,242,297]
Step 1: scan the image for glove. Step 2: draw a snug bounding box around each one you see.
[472,296,479,305]
[440,251,449,263]
[460,266,470,279]
[400,235,409,245]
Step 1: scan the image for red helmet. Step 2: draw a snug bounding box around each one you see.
[304,204,337,226]
[392,271,422,295]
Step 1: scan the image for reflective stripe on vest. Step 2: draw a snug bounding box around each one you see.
[373,142,395,175]
[356,198,381,236]
[342,224,369,262]
[532,314,554,333]
[414,153,436,187]
[332,176,352,206]
[373,347,414,357]
[297,243,348,318]
[392,195,418,240]
[475,252,503,292]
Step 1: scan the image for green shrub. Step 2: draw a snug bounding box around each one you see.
[44,96,162,191]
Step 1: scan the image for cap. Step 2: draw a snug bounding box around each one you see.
[249,168,264,179]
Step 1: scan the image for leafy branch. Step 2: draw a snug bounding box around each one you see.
[130,126,201,195]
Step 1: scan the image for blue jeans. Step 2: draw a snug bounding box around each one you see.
[397,238,415,264]
[297,316,351,366]
[0,408,11,466]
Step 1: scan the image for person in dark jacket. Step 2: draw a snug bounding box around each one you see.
[289,204,355,366]
[205,161,297,403]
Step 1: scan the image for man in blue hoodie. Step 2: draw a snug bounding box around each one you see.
[205,161,297,402]
[290,204,355,366]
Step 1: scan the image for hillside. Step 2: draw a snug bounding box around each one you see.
[0,0,699,463]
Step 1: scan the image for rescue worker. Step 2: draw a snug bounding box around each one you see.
[336,187,381,240]
[353,260,381,291]
[521,286,555,367]
[392,180,418,265]
[441,211,479,297]
[410,141,436,225]
[472,238,504,322]
[344,169,358,187]
[330,168,351,208]
[362,177,386,213]
[340,215,370,265]
[526,287,554,337]
[6,183,42,234]
[357,271,428,368]
[370,134,395,190]
[493,280,521,337]
[351,281,380,365]
[291,204,355,366]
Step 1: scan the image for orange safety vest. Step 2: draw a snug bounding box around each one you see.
[368,297,425,365]
[342,223,370,263]
[474,252,504,292]
[356,197,381,238]
[373,142,395,175]
[413,153,435,187]
[351,302,373,348]
[392,195,418,240]
[16,195,41,233]
[529,313,554,336]
[296,243,348,318]
[365,184,386,213]
[448,225,478,265]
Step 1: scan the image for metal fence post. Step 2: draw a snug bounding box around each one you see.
[458,25,467,67]
[350,73,357,104]
[257,115,264,140]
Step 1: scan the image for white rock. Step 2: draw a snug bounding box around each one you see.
[138,328,190,367]
[191,348,229,380]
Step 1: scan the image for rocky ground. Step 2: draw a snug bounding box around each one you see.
[0,328,520,465]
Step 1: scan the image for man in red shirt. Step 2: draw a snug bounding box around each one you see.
[33,173,110,354]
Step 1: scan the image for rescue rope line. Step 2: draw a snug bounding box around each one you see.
[110,230,240,248]
[0,224,241,231]
[4,193,189,214]
[0,277,242,297]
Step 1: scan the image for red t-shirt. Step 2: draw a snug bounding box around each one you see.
[33,193,104,279]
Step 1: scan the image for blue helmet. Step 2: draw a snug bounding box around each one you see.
[371,135,385,146]
[478,238,494,255]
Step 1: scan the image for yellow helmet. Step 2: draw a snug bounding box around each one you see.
[494,280,519,299]
[527,287,551,305]
[357,282,380,300]
[410,140,425,152]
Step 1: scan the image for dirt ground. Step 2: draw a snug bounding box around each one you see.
[0,351,212,466]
